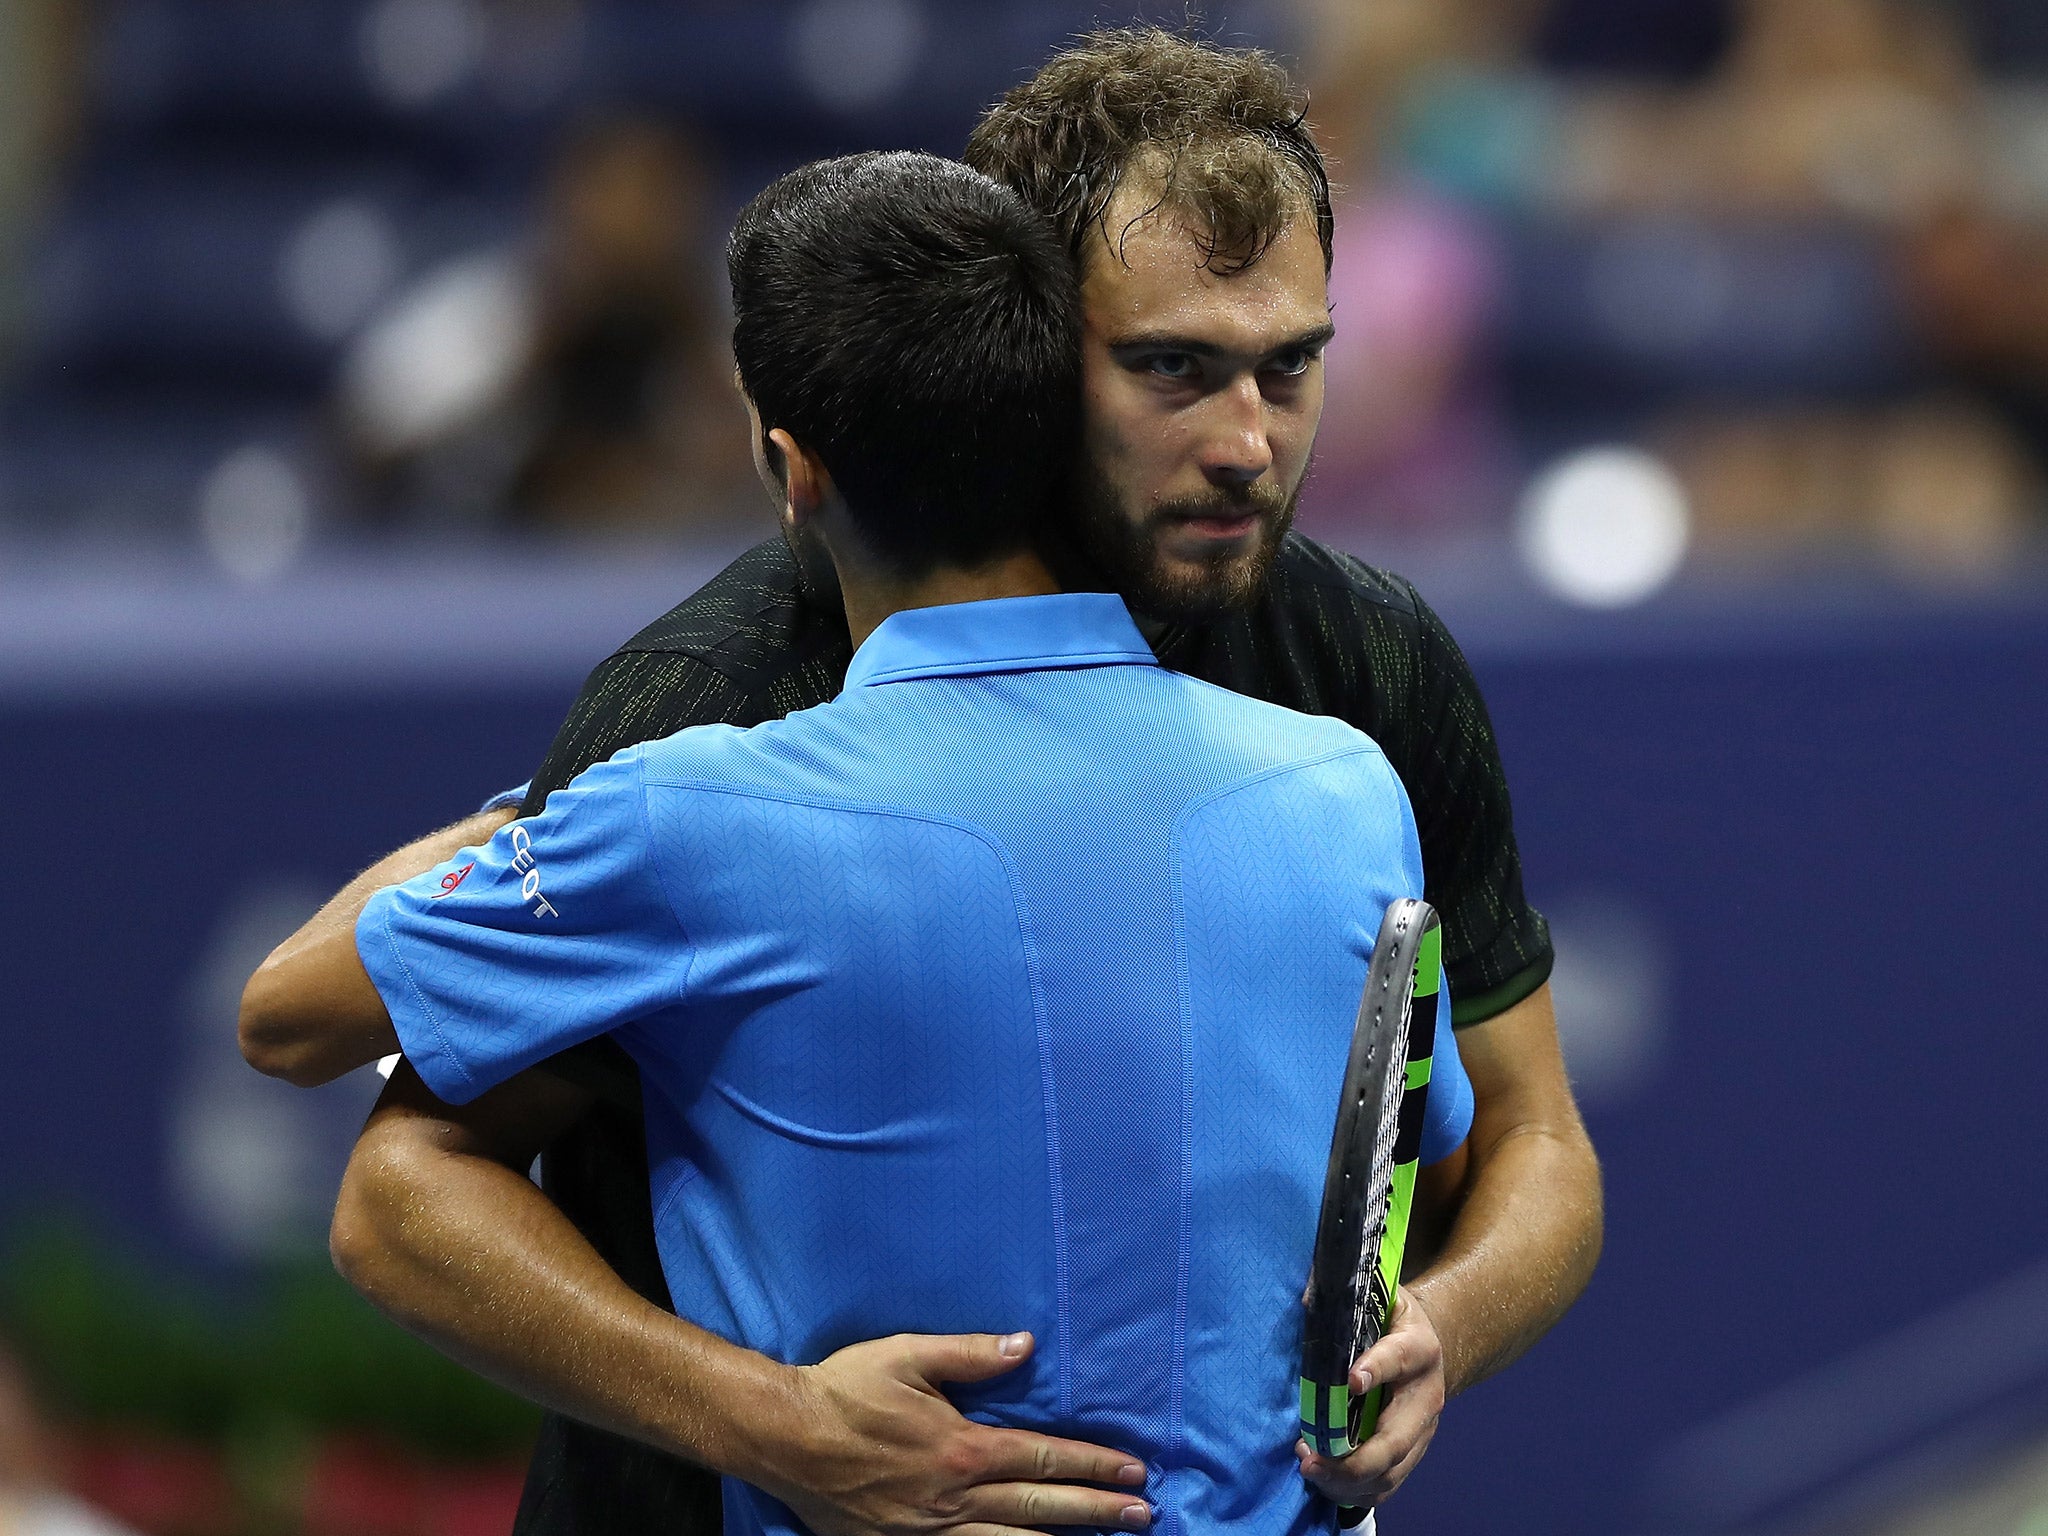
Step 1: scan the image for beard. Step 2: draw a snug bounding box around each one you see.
[1067,458,1300,623]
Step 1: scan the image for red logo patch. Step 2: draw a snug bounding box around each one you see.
[432,862,475,898]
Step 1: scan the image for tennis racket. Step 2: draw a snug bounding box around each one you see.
[1299,898,1443,1486]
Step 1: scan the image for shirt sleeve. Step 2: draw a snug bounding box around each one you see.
[357,749,692,1105]
[479,781,531,814]
[1400,581,1555,1026]
[1419,978,1474,1164]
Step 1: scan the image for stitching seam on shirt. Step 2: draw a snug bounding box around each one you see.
[1163,745,1384,1531]
[633,754,703,1006]
[1157,743,1382,1517]
[376,909,479,1098]
[649,1159,703,1231]
[1171,745,1385,835]
[1165,839,1196,1522]
[635,775,1074,1414]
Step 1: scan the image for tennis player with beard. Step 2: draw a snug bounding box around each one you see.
[242,28,1600,1535]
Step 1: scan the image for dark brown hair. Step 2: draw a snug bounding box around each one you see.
[964,26,1333,276]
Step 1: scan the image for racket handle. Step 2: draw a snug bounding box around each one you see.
[1298,1375,1356,1459]
[1301,1377,1386,1528]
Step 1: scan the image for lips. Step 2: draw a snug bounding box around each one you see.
[1161,508,1267,548]
[1180,513,1260,538]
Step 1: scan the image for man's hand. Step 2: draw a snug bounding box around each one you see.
[760,1331,1151,1536]
[1295,1289,1445,1512]
[341,1075,1148,1536]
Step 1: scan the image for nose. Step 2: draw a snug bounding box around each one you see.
[1198,374,1273,489]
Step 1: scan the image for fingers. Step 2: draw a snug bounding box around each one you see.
[1351,1300,1442,1396]
[1297,1381,1443,1509]
[975,1426,1148,1490]
[960,1480,1152,1532]
[896,1331,1037,1387]
[1377,1431,1434,1496]
[1359,1372,1441,1471]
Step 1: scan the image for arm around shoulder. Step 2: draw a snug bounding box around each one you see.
[238,806,516,1086]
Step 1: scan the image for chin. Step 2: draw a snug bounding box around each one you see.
[1133,549,1273,622]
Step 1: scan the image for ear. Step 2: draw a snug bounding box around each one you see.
[767,427,835,529]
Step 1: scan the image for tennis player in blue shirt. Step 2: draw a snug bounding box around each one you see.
[246,151,1470,1536]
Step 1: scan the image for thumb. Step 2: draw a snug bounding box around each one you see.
[896,1331,1035,1388]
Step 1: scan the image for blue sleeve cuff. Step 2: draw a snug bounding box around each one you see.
[1424,1049,1475,1163]
[355,890,484,1106]
[480,781,531,814]
[1420,978,1476,1165]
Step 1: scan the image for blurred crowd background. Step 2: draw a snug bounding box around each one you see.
[3,0,2048,584]
[5,4,2048,1536]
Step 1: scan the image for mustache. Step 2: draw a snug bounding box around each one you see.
[1147,485,1293,524]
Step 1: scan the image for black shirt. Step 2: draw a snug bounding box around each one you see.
[508,533,1552,1535]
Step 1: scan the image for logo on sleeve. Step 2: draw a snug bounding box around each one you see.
[507,824,560,918]
[430,862,475,899]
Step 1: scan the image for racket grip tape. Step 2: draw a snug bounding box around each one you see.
[1300,1376,1382,1528]
[1299,1377,1359,1459]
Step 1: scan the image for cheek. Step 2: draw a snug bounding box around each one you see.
[1083,376,1164,470]
[1273,375,1326,472]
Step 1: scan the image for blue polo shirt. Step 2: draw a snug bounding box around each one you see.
[360,592,1472,1536]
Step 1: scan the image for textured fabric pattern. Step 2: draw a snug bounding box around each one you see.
[1146,538,1552,1020]
[379,595,1467,1536]
[1174,758,1421,1535]
[504,537,1544,1536]
[518,537,1551,1014]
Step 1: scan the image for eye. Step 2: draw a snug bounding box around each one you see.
[1264,348,1316,379]
[1142,352,1199,381]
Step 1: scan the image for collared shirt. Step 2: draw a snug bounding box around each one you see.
[362,592,1471,1536]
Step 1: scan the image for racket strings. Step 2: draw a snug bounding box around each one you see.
[1347,987,1411,1356]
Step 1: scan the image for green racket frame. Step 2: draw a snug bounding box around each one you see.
[1299,900,1442,1464]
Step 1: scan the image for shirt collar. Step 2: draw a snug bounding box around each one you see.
[844,593,1157,689]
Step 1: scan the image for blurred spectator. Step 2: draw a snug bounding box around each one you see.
[0,0,84,368]
[339,116,757,537]
[1904,202,2048,475]
[1525,0,2044,576]
[1292,0,2045,576]
[1659,397,2034,577]
[1294,0,1534,543]
[0,1344,137,1536]
[1554,0,1979,220]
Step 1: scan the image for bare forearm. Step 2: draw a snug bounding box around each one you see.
[240,807,515,1085]
[338,1073,1156,1536]
[1407,1121,1601,1396]
[332,1080,798,1480]
[1407,983,1603,1398]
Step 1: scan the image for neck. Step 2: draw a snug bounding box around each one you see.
[837,547,1063,648]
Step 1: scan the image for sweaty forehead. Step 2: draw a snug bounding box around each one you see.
[1080,186,1330,348]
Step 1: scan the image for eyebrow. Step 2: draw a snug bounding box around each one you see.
[1107,321,1337,360]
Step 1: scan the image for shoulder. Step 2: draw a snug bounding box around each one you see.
[1157,534,1443,725]
[1255,534,1474,717]
[532,541,850,802]
[605,538,852,692]
[1262,532,1428,630]
[1162,666,1397,785]
[613,539,801,656]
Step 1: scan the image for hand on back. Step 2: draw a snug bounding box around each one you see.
[759,1331,1151,1536]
